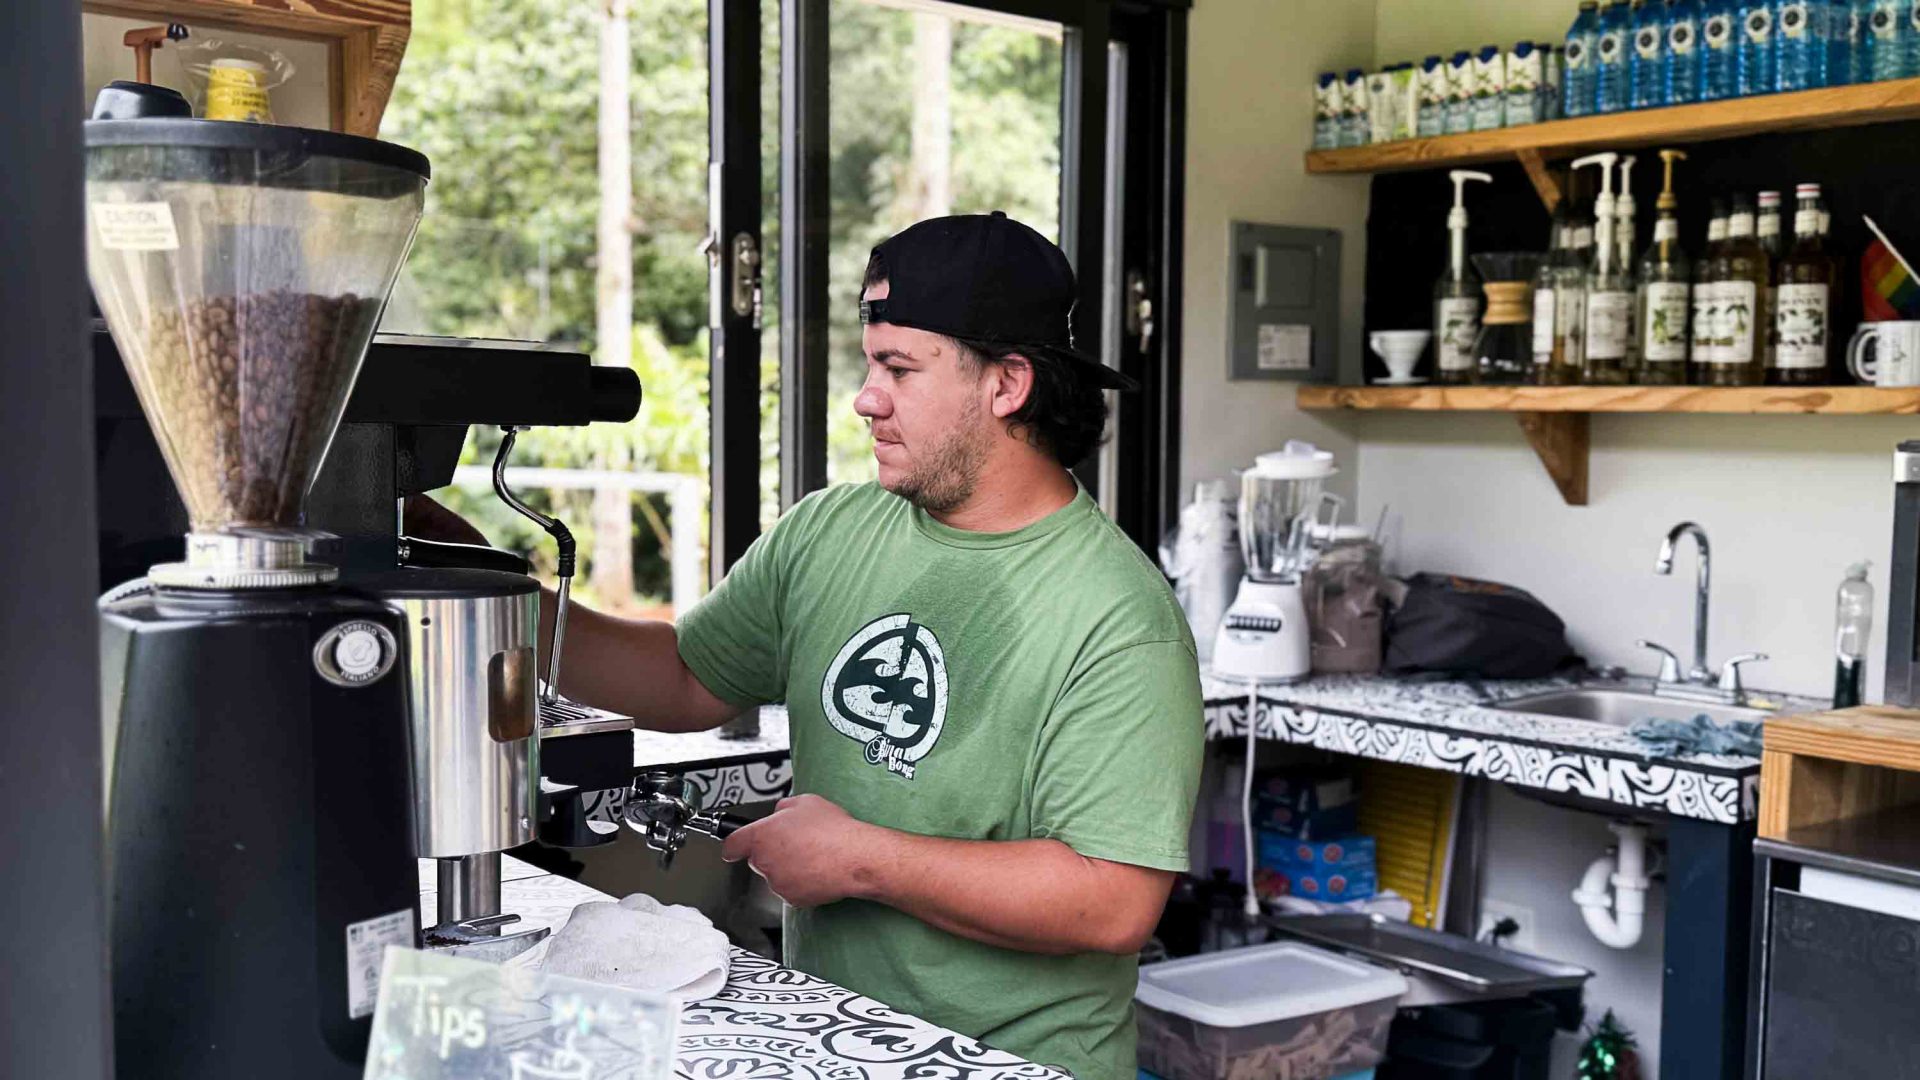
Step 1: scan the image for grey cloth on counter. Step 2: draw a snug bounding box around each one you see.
[1626,714,1764,759]
[541,892,730,1000]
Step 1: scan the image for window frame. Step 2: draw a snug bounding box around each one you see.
[714,0,1187,569]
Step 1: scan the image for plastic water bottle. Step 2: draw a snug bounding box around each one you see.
[1703,0,1741,96]
[1632,0,1671,105]
[1834,0,1867,82]
[1598,1,1633,109]
[1565,2,1602,115]
[1667,0,1706,101]
[1868,0,1909,79]
[1738,1,1777,92]
[1908,0,1920,75]
[1777,0,1831,88]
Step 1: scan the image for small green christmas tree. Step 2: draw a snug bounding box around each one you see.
[1576,1010,1640,1080]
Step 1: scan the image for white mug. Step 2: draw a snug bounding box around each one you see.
[1847,321,1920,387]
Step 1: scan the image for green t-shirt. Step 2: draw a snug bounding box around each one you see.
[676,481,1203,1079]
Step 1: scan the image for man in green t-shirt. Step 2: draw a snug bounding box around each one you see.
[413,213,1202,1078]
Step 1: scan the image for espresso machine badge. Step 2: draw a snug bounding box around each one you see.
[314,620,399,687]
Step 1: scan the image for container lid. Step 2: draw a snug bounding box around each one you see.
[1251,440,1336,480]
[1135,941,1406,1028]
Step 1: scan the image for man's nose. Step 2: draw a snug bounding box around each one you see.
[854,374,890,419]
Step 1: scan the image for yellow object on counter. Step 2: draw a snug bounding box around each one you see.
[205,58,273,123]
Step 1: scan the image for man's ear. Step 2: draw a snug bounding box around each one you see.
[986,354,1035,420]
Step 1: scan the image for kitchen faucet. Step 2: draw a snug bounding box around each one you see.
[1639,521,1767,704]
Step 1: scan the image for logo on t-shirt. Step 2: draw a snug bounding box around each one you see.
[820,613,948,779]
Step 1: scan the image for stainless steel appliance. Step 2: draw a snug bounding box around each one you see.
[1886,440,1920,706]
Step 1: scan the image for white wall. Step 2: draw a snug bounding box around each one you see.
[1179,0,1376,506]
[1356,412,1902,700]
[1371,0,1569,69]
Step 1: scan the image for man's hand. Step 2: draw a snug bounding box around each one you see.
[403,494,490,547]
[721,794,881,908]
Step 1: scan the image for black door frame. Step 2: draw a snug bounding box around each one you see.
[708,0,765,578]
[1,3,114,1074]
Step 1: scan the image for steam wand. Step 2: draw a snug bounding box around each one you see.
[493,427,573,704]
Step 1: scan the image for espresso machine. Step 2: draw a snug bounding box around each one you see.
[88,85,639,1077]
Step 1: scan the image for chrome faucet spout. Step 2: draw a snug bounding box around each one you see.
[1655,522,1712,683]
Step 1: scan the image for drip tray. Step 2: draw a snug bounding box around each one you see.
[538,696,634,738]
[1266,914,1592,1008]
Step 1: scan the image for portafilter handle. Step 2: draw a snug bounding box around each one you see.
[623,769,750,869]
[492,427,574,705]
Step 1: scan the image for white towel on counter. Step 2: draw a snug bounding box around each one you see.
[540,892,730,1000]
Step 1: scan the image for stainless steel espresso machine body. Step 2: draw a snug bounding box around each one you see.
[371,567,548,957]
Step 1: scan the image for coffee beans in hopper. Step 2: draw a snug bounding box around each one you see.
[134,290,382,528]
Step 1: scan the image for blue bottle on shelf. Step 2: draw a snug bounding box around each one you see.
[1868,0,1909,80]
[1598,0,1633,109]
[1908,0,1920,75]
[1565,1,1603,115]
[1776,0,1831,88]
[1632,0,1671,104]
[1738,0,1778,92]
[1834,0,1867,82]
[1667,0,1706,101]
[1703,0,1741,96]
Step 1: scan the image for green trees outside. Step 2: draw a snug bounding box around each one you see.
[381,0,1061,613]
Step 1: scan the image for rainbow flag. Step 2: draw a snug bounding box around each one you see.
[1863,216,1920,321]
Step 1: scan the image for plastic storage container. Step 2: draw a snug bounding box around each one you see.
[1136,942,1408,1080]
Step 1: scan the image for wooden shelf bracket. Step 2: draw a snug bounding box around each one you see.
[1515,411,1589,505]
[1515,148,1562,212]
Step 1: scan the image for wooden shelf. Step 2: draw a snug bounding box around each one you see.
[1296,384,1920,414]
[1297,383,1920,505]
[85,0,411,137]
[1761,707,1920,842]
[1306,77,1920,191]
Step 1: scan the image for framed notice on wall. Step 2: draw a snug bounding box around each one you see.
[1228,222,1340,382]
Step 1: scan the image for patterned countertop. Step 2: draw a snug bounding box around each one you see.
[420,858,1066,1079]
[620,673,1820,823]
[1201,671,1826,823]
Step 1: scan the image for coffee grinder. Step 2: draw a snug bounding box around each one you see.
[86,87,428,1074]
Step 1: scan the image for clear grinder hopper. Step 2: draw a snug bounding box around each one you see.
[85,92,427,588]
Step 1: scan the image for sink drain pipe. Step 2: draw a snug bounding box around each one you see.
[1572,821,1652,949]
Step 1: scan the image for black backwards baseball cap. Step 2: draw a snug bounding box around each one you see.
[859,211,1139,391]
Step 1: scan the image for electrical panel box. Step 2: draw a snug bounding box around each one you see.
[1228,222,1340,382]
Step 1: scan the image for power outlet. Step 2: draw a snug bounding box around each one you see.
[1477,899,1538,953]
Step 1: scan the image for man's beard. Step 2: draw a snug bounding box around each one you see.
[883,397,991,513]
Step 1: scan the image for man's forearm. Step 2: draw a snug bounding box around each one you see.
[848,828,1168,956]
[536,587,738,733]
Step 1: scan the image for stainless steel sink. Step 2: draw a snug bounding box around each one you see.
[1495,687,1772,728]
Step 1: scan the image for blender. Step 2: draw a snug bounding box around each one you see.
[87,85,427,1077]
[1211,442,1342,682]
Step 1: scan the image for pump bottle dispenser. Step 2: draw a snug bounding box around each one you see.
[1573,152,1632,384]
[1435,169,1494,385]
[1637,149,1691,384]
[1616,155,1641,374]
